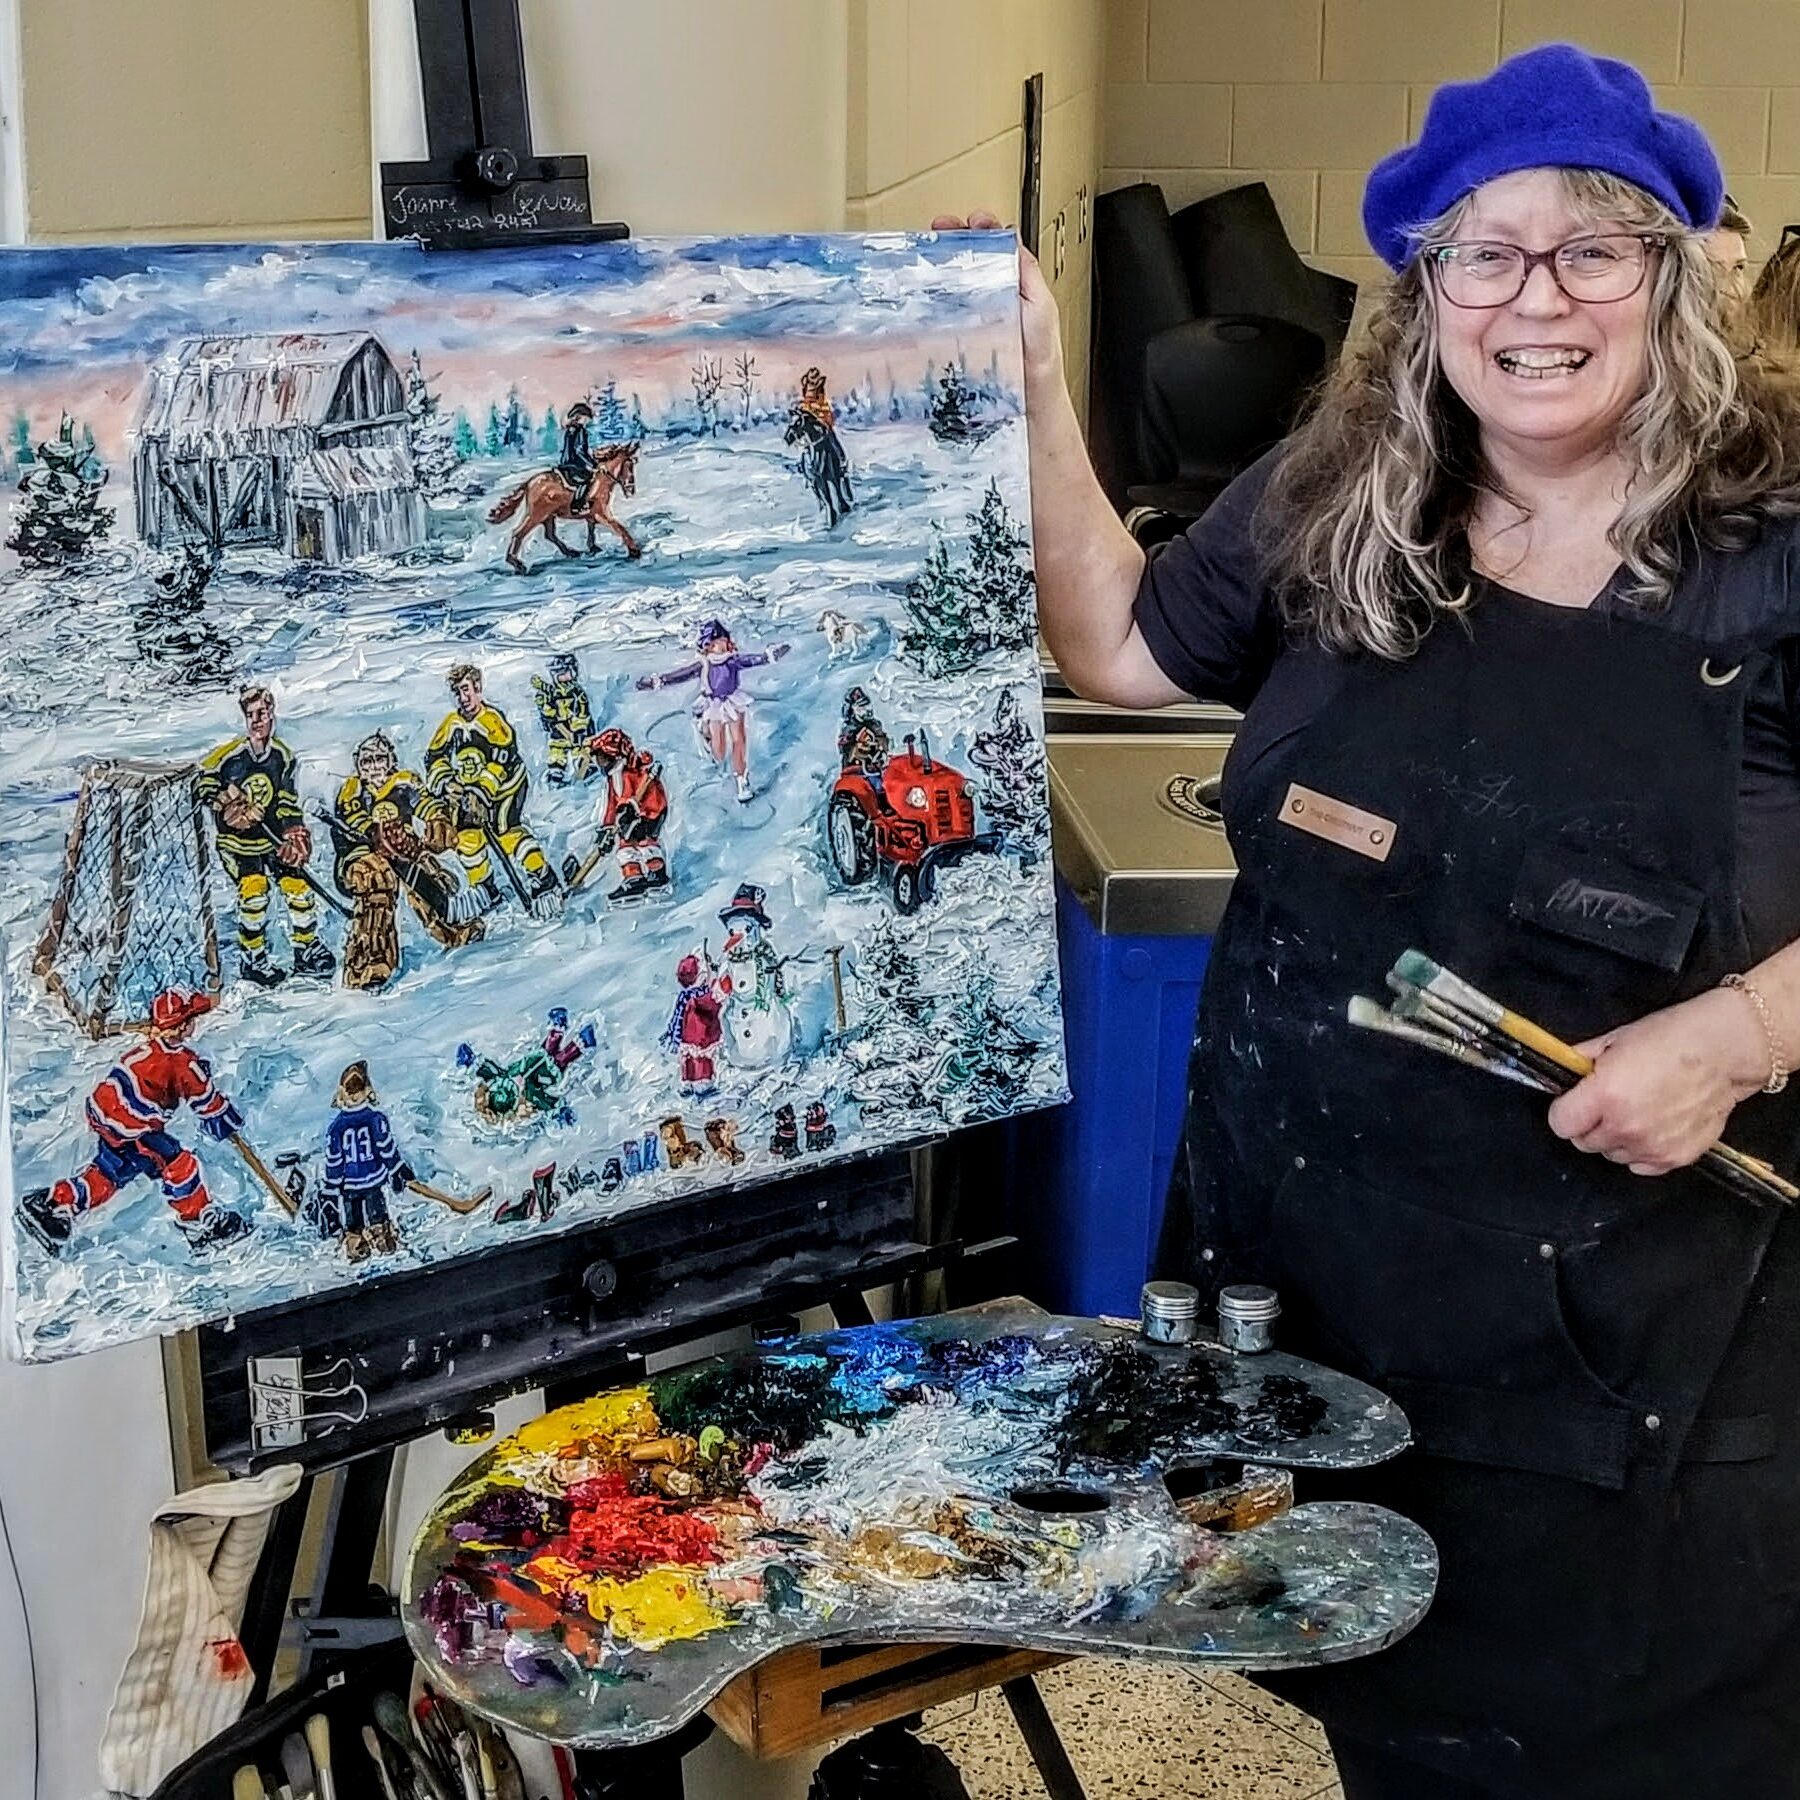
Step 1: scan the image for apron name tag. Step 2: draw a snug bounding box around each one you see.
[1277,783,1396,863]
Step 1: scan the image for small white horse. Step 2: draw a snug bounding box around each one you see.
[816,608,875,661]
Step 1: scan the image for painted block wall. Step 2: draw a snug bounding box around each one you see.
[847,0,1108,420]
[1103,0,1800,316]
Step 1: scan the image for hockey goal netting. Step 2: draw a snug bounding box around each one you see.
[33,759,220,1038]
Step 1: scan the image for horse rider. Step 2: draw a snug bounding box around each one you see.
[557,401,599,516]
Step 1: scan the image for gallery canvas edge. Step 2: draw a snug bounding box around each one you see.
[0,229,1068,1363]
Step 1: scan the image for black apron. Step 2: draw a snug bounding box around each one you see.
[1160,589,1800,1796]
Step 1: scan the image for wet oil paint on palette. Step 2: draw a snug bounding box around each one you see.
[403,1310,1436,1746]
[0,232,1067,1360]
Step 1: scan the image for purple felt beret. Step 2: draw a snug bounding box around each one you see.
[1362,43,1724,271]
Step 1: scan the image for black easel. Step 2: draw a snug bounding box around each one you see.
[379,0,626,246]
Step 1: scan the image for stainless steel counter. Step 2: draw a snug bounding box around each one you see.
[1048,733,1238,937]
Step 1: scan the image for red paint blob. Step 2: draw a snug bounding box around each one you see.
[207,1636,251,1679]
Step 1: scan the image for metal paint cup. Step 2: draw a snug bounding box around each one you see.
[1217,1285,1280,1353]
[1139,1280,1201,1344]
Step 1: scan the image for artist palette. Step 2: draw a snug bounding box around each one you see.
[403,1308,1436,1746]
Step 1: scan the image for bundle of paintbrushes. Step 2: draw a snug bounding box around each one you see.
[1348,949,1800,1210]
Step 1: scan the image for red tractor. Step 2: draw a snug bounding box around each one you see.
[827,730,999,912]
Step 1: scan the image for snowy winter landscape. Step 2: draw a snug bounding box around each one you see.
[0,233,1067,1361]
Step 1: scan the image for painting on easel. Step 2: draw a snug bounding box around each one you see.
[0,232,1066,1362]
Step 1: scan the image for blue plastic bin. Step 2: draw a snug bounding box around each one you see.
[1007,735,1236,1317]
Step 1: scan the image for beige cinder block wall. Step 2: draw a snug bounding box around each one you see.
[847,0,1107,417]
[18,0,373,242]
[1103,0,1800,308]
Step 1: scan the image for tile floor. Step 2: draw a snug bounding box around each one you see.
[919,1660,1343,1798]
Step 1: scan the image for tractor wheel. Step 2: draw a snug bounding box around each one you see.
[892,864,921,913]
[827,792,877,884]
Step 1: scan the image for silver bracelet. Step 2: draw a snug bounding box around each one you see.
[1721,972,1790,1096]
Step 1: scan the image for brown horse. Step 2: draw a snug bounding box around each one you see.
[487,443,642,573]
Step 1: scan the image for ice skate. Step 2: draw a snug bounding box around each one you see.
[608,873,650,905]
[240,949,286,988]
[293,937,336,980]
[17,1187,71,1257]
[343,1229,371,1264]
[369,1220,401,1254]
[177,1206,252,1254]
[735,773,753,804]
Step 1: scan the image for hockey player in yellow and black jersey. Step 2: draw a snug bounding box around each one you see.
[329,732,481,989]
[197,685,335,987]
[424,663,557,912]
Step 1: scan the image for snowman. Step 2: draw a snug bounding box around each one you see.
[717,883,797,1070]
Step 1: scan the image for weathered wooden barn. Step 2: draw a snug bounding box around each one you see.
[132,331,427,564]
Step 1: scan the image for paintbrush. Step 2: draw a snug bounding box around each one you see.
[362,1726,403,1800]
[303,1715,337,1800]
[1384,961,1782,1198]
[1392,950,1800,1205]
[233,1766,268,1800]
[374,1692,457,1800]
[474,1733,499,1800]
[453,1733,483,1800]
[1348,996,1552,1088]
[281,1733,316,1800]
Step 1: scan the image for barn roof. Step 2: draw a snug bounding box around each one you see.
[134,331,388,448]
[290,445,417,500]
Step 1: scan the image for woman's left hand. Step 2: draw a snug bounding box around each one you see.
[1546,987,1772,1174]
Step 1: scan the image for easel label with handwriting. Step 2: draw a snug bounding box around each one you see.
[1278,784,1396,862]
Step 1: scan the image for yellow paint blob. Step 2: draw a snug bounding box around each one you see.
[507,1388,660,1460]
[574,1567,729,1649]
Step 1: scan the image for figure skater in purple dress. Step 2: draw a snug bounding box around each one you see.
[638,619,790,802]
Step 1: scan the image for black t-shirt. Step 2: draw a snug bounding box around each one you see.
[1133,451,1800,963]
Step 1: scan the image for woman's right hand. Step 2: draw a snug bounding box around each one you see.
[931,212,1064,409]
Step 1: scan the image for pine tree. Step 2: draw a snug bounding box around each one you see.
[10,416,33,470]
[929,363,984,444]
[7,413,112,566]
[888,384,903,422]
[598,379,635,440]
[846,917,941,1116]
[452,409,480,459]
[539,405,560,455]
[919,360,937,416]
[404,350,463,497]
[482,403,504,457]
[629,394,646,440]
[932,970,1038,1120]
[898,530,979,679]
[898,482,1036,676]
[962,480,1036,653]
[502,387,527,455]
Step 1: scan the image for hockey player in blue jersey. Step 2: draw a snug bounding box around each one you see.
[322,1061,413,1263]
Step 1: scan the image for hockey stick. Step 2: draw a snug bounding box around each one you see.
[243,821,354,920]
[476,817,536,910]
[230,1132,298,1217]
[405,1178,494,1216]
[308,804,478,933]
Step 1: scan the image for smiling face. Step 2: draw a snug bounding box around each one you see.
[1429,169,1659,465]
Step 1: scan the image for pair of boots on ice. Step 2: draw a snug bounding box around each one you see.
[657,1115,745,1169]
[770,1101,836,1160]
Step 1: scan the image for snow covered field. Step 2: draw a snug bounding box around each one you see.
[0,400,1066,1359]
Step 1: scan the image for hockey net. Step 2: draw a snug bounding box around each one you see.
[33,759,220,1038]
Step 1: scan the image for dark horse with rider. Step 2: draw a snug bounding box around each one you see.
[784,367,855,528]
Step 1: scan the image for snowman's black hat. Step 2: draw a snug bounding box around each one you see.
[718,882,771,929]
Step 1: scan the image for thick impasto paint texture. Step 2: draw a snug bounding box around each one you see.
[403,1310,1437,1747]
[0,234,1068,1361]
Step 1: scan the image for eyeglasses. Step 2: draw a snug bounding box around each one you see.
[1427,233,1669,308]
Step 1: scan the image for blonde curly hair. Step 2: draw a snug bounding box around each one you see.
[1259,170,1800,659]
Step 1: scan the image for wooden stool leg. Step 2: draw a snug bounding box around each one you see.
[1000,1677,1089,1800]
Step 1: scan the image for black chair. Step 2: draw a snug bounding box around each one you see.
[1090,181,1356,533]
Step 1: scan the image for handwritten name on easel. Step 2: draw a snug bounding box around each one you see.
[386,185,589,235]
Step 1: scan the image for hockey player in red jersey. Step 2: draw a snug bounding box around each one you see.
[17,989,253,1257]
[590,726,669,902]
